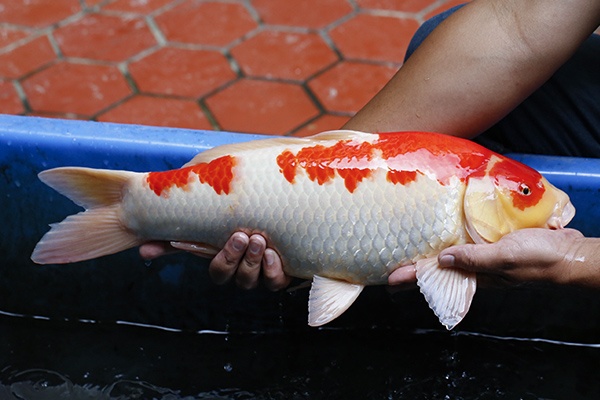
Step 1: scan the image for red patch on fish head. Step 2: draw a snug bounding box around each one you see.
[489,158,545,210]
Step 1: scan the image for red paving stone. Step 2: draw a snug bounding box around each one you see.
[0,27,30,48]
[0,81,24,114]
[155,1,257,46]
[129,47,236,97]
[97,95,212,130]
[231,30,338,81]
[22,62,131,116]
[329,14,420,63]
[0,0,81,28]
[206,79,319,135]
[102,0,175,14]
[54,14,156,62]
[0,0,464,136]
[425,0,466,19]
[309,61,398,114]
[252,0,353,29]
[357,0,439,13]
[0,36,56,79]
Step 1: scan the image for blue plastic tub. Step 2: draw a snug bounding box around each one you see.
[2,114,600,341]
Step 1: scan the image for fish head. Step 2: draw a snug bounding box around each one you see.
[464,156,575,243]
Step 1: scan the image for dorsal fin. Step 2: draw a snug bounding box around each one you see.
[182,130,374,167]
[308,129,375,142]
[182,137,305,167]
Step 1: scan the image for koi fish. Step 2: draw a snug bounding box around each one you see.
[31,130,575,329]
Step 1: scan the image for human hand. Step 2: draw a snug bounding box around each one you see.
[139,232,291,291]
[438,228,585,285]
[388,228,586,287]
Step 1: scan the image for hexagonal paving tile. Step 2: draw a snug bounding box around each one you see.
[424,0,465,19]
[155,1,257,46]
[84,0,104,6]
[231,30,338,81]
[97,95,212,130]
[22,62,132,116]
[252,0,353,29]
[206,79,319,135]
[0,27,29,48]
[0,0,80,28]
[329,14,420,63]
[356,0,439,13]
[308,61,397,114]
[291,114,350,137]
[128,47,236,98]
[0,36,56,79]
[102,0,175,14]
[54,14,157,62]
[0,81,24,114]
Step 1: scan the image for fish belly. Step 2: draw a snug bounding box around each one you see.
[120,146,469,285]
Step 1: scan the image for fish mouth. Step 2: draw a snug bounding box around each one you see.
[546,201,576,229]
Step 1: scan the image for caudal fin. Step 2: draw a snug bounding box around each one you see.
[31,167,143,264]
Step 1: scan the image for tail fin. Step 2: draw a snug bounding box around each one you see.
[31,167,143,264]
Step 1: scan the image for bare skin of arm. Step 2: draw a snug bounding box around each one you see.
[140,0,600,290]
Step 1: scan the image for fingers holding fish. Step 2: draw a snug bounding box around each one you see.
[208,232,251,285]
[262,248,292,291]
[233,234,266,290]
[437,228,585,285]
[387,264,417,286]
[139,241,180,260]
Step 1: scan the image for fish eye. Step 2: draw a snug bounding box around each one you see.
[519,183,531,196]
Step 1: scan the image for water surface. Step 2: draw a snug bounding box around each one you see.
[1,313,599,399]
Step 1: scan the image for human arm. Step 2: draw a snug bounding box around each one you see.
[389,228,600,289]
[344,0,600,136]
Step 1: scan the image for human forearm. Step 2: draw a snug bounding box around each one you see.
[562,237,600,288]
[344,0,600,136]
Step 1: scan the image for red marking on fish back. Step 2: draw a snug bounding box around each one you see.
[275,132,496,192]
[489,158,545,210]
[147,155,236,196]
[337,168,373,193]
[387,170,419,185]
[276,150,297,184]
[277,140,375,191]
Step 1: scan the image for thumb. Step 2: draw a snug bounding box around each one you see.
[438,243,504,273]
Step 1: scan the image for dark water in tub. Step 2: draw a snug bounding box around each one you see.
[1,314,599,399]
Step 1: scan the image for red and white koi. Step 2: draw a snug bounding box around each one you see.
[31,130,575,329]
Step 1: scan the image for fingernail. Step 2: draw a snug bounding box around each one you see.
[264,250,274,266]
[439,254,455,268]
[248,241,261,255]
[232,236,245,251]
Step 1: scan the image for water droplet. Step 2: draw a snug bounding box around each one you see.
[223,363,233,373]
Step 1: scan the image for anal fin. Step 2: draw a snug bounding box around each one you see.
[415,257,477,330]
[308,275,364,327]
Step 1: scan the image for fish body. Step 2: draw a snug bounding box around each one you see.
[31,130,575,329]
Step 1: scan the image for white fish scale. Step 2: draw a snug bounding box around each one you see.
[121,146,468,286]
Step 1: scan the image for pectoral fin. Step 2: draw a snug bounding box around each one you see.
[415,257,477,330]
[308,275,364,327]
